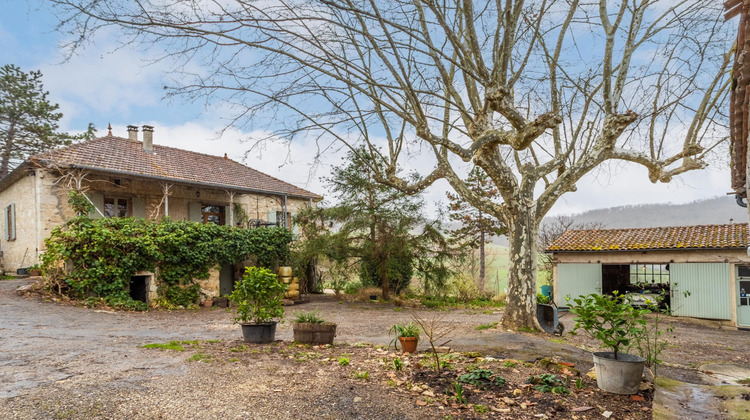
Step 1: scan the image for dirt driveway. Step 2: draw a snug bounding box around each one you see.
[1,278,748,419]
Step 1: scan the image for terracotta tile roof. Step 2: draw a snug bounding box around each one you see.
[547,223,748,252]
[30,136,321,199]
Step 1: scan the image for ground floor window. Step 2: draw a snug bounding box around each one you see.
[202,205,225,225]
[104,197,129,218]
[276,211,292,229]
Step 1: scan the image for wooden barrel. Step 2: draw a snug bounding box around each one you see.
[292,322,336,345]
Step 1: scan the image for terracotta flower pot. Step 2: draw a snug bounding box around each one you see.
[398,336,418,353]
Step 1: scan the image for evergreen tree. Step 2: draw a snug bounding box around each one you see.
[0,64,93,177]
[296,148,452,299]
[446,167,507,290]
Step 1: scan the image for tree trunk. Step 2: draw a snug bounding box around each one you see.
[479,229,486,291]
[380,260,390,300]
[500,208,541,330]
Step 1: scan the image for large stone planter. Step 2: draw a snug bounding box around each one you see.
[292,322,336,345]
[241,322,277,344]
[592,352,645,394]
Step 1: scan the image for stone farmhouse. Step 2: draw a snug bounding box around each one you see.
[547,223,750,328]
[0,125,321,299]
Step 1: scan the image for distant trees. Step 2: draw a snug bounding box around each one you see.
[0,64,93,177]
[446,167,506,291]
[295,149,452,299]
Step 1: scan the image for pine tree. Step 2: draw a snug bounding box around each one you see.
[0,64,94,177]
[446,167,507,291]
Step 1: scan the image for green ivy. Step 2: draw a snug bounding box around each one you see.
[42,202,292,310]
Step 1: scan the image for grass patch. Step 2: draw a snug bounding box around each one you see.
[141,341,191,351]
[352,371,370,380]
[476,322,498,331]
[188,352,212,362]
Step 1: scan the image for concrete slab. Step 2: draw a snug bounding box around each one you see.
[653,376,750,420]
[700,363,750,386]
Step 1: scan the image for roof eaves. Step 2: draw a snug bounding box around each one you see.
[548,245,746,253]
[47,163,321,200]
[0,161,35,193]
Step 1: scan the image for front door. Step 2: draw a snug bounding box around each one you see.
[737,266,750,327]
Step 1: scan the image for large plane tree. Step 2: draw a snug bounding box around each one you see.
[48,0,731,329]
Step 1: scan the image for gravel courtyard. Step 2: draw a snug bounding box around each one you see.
[1,278,748,419]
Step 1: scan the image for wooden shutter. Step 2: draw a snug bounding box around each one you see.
[5,203,15,241]
[87,192,104,219]
[132,197,146,219]
[267,210,277,225]
[188,202,202,222]
[291,212,299,236]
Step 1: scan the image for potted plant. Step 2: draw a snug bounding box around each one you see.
[389,321,420,353]
[569,292,648,394]
[292,311,337,345]
[228,266,287,343]
[28,264,42,277]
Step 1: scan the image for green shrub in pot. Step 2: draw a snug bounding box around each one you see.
[568,292,648,359]
[229,266,286,324]
[568,292,649,394]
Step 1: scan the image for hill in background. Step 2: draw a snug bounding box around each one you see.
[558,195,747,229]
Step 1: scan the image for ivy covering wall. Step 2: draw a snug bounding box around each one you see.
[42,191,292,310]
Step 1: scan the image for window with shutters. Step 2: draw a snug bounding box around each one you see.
[103,197,130,218]
[275,211,292,229]
[202,205,225,225]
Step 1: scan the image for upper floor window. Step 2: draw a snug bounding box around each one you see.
[104,197,130,218]
[202,205,225,225]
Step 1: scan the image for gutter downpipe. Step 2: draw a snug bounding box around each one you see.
[284,194,288,230]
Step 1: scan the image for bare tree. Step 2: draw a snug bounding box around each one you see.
[47,0,732,329]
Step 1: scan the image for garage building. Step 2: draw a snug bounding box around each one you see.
[547,223,750,328]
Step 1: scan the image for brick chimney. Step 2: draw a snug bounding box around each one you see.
[142,125,154,153]
[127,125,138,141]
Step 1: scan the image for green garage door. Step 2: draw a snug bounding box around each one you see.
[556,263,601,307]
[670,263,731,320]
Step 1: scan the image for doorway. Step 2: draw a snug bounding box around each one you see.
[737,266,750,327]
[219,263,234,296]
[601,265,630,295]
[130,275,148,303]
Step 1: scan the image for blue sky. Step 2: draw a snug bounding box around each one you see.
[0,1,737,219]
